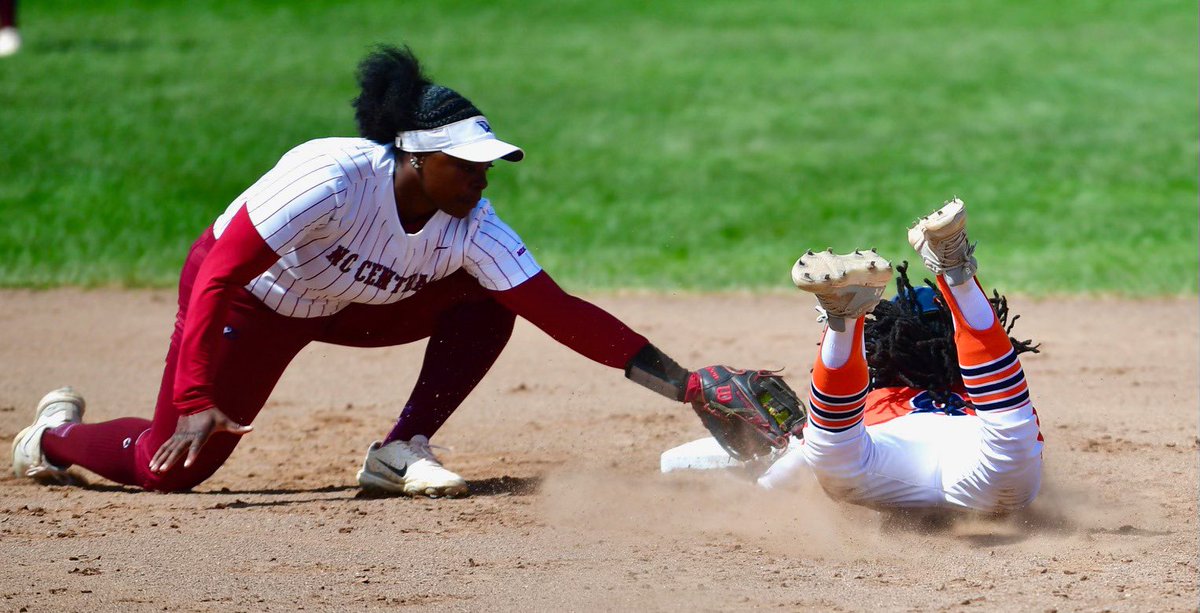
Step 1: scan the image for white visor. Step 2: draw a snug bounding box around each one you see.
[397,115,524,163]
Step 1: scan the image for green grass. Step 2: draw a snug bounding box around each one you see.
[0,0,1195,293]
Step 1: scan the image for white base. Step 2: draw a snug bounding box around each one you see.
[659,437,743,473]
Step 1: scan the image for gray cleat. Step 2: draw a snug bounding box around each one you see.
[791,249,893,331]
[907,198,977,286]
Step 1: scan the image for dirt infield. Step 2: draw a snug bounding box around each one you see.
[1,289,1196,612]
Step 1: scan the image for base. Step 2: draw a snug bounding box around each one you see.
[659,437,744,473]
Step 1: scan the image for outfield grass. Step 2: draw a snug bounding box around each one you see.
[0,0,1195,293]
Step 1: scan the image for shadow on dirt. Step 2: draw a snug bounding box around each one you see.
[878,499,1082,548]
[352,475,542,500]
[74,482,360,496]
[71,477,542,502]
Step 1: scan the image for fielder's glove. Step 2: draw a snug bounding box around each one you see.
[686,365,806,461]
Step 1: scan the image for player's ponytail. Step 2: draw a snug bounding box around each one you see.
[353,45,432,144]
[352,44,485,145]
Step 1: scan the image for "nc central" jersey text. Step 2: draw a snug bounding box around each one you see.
[325,246,428,294]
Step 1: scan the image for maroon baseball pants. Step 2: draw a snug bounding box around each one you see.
[42,229,514,491]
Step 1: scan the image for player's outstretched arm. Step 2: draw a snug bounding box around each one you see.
[494,274,803,459]
[490,271,656,370]
[491,271,703,401]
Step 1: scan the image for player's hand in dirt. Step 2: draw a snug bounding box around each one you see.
[149,408,253,473]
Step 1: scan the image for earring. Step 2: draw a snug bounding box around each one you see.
[409,155,422,171]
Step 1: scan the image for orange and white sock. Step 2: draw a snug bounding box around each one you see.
[808,318,869,432]
[936,276,1030,413]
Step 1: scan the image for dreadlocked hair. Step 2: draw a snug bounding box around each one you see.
[352,44,484,144]
[863,261,1040,404]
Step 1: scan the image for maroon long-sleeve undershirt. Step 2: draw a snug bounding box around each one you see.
[173,204,650,415]
[490,273,648,369]
[173,206,282,414]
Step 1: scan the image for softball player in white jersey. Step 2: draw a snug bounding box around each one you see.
[14,45,709,498]
[215,137,539,319]
[758,199,1044,513]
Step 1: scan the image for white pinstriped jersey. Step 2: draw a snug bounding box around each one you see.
[212,138,541,318]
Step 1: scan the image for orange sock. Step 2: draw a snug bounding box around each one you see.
[808,317,869,431]
[936,276,1030,412]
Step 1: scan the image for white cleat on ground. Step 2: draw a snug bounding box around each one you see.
[0,27,21,57]
[791,249,893,331]
[12,387,86,483]
[357,435,469,498]
[907,197,977,286]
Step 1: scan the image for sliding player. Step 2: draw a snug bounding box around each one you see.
[759,199,1043,513]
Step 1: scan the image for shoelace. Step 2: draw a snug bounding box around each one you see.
[813,304,829,324]
[407,438,452,464]
[932,231,969,267]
